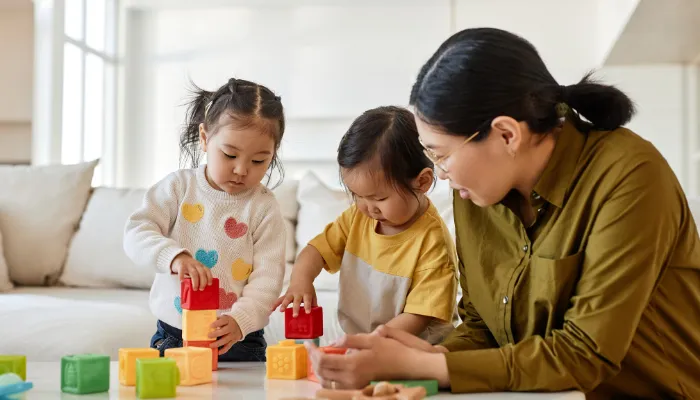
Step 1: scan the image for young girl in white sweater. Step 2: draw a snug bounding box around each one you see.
[124,78,287,361]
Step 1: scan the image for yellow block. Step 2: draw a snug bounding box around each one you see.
[182,309,217,341]
[164,347,213,386]
[266,340,307,380]
[118,348,159,386]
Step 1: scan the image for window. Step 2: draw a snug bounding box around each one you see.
[61,0,118,186]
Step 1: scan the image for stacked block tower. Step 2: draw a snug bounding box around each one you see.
[181,277,219,371]
[266,306,324,380]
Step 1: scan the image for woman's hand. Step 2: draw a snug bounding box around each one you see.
[270,276,317,317]
[208,315,242,355]
[372,325,449,354]
[171,252,213,291]
[306,331,450,390]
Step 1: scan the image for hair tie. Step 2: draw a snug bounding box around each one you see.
[228,78,238,93]
[274,95,281,102]
[555,102,569,118]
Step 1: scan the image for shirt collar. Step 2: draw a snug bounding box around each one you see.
[532,120,586,208]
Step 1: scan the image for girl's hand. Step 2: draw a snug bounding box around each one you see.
[171,253,213,291]
[271,277,317,317]
[209,315,242,355]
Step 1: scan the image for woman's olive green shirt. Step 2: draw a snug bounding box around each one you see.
[442,121,700,399]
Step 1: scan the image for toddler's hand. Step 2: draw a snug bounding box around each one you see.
[209,315,242,355]
[271,278,317,317]
[171,253,213,291]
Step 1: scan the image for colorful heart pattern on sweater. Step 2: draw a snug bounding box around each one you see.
[195,249,218,268]
[219,288,238,309]
[174,296,182,314]
[224,218,248,239]
[231,258,253,281]
[181,203,204,223]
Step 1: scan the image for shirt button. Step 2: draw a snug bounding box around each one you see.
[532,192,541,200]
[522,244,529,252]
[537,207,544,214]
[503,296,509,304]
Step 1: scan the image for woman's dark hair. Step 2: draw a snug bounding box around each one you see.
[410,27,636,139]
[180,77,285,187]
[337,106,433,195]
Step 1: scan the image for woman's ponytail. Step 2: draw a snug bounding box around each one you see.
[563,72,636,133]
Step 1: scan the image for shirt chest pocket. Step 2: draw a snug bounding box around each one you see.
[515,251,584,336]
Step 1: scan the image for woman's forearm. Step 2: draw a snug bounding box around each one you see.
[405,351,451,388]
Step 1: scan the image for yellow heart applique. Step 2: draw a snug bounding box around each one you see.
[181,203,204,223]
[231,258,252,281]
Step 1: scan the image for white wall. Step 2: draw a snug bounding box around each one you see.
[0,7,34,164]
[118,0,646,189]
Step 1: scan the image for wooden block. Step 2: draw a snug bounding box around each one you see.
[371,380,438,396]
[184,340,218,371]
[181,278,220,310]
[0,355,26,381]
[119,348,159,386]
[285,306,323,339]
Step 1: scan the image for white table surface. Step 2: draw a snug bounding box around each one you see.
[24,362,585,400]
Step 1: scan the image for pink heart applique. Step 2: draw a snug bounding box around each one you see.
[224,217,248,239]
[219,288,237,309]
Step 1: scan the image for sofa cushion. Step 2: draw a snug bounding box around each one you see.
[0,223,12,291]
[0,160,97,285]
[271,180,299,264]
[60,187,154,289]
[296,172,351,291]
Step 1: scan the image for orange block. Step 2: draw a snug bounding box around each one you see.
[164,347,213,386]
[182,309,217,341]
[184,340,218,371]
[118,348,159,386]
[266,340,307,380]
[307,347,347,383]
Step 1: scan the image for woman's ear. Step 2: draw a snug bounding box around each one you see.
[199,123,208,152]
[414,167,435,194]
[491,116,522,157]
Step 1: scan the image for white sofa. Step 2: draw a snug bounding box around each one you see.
[0,161,456,361]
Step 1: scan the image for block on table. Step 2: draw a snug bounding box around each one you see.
[136,358,179,399]
[371,379,439,396]
[164,347,212,386]
[0,355,26,381]
[118,348,159,386]
[182,309,217,341]
[181,277,220,310]
[295,338,320,346]
[184,340,218,371]
[266,340,307,380]
[60,354,110,394]
[285,306,323,339]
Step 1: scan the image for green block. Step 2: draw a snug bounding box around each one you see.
[61,354,110,394]
[371,380,439,396]
[136,358,179,399]
[295,338,320,346]
[0,355,26,381]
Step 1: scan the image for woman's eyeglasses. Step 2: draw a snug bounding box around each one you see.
[420,130,480,173]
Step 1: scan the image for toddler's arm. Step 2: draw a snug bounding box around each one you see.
[123,173,187,274]
[385,313,433,336]
[227,200,286,338]
[273,245,325,316]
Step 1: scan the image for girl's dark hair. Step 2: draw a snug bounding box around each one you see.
[337,106,433,195]
[410,27,636,139]
[180,77,285,187]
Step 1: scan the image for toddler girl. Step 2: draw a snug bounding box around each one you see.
[274,106,457,343]
[125,78,287,361]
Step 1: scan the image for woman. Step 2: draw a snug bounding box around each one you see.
[307,28,700,399]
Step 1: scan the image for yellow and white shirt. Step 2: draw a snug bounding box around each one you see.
[310,202,458,343]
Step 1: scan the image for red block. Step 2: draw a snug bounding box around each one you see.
[181,278,220,310]
[285,306,323,339]
[184,340,218,371]
[307,347,347,383]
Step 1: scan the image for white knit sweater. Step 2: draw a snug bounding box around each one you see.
[123,165,286,338]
